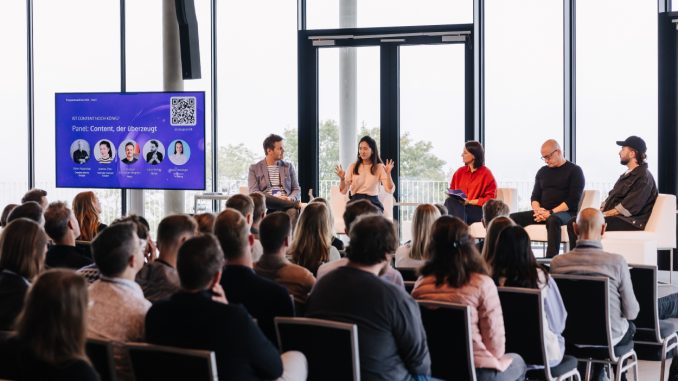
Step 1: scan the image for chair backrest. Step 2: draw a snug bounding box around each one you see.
[377,187,394,221]
[418,301,476,381]
[496,187,518,213]
[85,339,116,381]
[579,189,601,210]
[629,264,662,342]
[497,287,547,367]
[395,267,418,282]
[551,274,615,358]
[275,317,360,381]
[646,193,677,249]
[127,342,218,381]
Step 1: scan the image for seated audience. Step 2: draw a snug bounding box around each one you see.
[0,219,48,330]
[72,191,107,241]
[434,203,447,216]
[412,216,526,381]
[43,201,93,270]
[491,225,567,368]
[477,199,511,252]
[215,208,294,343]
[395,204,440,268]
[193,212,216,234]
[309,197,344,252]
[7,201,44,226]
[306,215,431,380]
[480,216,515,270]
[226,194,264,262]
[136,214,197,303]
[551,208,639,381]
[21,188,48,210]
[0,270,98,380]
[289,202,341,276]
[316,199,404,287]
[254,212,316,304]
[249,191,267,240]
[146,234,307,381]
[0,204,17,227]
[88,222,151,381]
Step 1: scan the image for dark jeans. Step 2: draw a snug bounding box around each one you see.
[577,322,636,381]
[349,193,384,212]
[444,197,483,224]
[567,216,643,249]
[264,194,300,229]
[510,210,573,257]
[659,292,678,319]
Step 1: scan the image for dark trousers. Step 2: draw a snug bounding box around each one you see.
[349,193,384,212]
[577,322,636,381]
[510,211,573,257]
[444,197,483,224]
[566,216,642,249]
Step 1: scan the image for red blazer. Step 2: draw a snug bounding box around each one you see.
[449,165,497,206]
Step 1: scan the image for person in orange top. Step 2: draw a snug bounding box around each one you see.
[445,141,497,224]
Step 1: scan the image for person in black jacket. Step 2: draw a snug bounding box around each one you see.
[44,202,93,270]
[145,234,306,381]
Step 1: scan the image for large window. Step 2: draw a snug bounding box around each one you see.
[33,0,121,222]
[484,0,564,210]
[576,0,658,199]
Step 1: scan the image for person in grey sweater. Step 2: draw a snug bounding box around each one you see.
[551,207,639,381]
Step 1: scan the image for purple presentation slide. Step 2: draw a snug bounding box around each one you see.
[55,92,206,190]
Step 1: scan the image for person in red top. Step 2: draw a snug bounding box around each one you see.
[445,141,497,224]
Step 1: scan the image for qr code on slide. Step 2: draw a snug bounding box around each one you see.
[170,96,197,126]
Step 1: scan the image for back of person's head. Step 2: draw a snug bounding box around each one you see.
[0,204,17,227]
[482,199,510,226]
[214,208,250,260]
[44,201,77,242]
[16,269,88,365]
[310,197,336,234]
[343,199,380,232]
[72,191,100,241]
[8,201,44,225]
[410,204,441,261]
[481,216,515,267]
[434,203,447,216]
[157,215,197,249]
[0,218,47,280]
[193,213,216,234]
[492,226,543,288]
[290,203,332,272]
[91,222,138,278]
[346,215,397,266]
[259,212,291,254]
[225,194,254,219]
[21,188,48,209]
[420,216,487,288]
[575,207,606,240]
[177,234,225,291]
[111,214,149,240]
[249,192,266,225]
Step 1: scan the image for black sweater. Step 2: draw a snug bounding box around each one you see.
[531,161,585,212]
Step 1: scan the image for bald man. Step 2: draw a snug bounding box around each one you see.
[510,139,584,257]
[551,208,638,381]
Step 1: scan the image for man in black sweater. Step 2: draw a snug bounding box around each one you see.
[44,201,93,269]
[510,139,585,257]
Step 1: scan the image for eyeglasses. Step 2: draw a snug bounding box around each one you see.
[541,149,559,161]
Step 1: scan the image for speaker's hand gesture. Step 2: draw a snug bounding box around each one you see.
[335,164,346,180]
[384,159,395,174]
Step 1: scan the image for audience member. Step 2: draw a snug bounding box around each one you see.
[0,204,17,227]
[72,191,107,241]
[214,208,294,343]
[412,216,526,381]
[395,204,440,268]
[289,202,341,275]
[226,194,264,262]
[21,188,48,210]
[146,234,307,381]
[193,212,216,234]
[491,226,567,368]
[43,201,93,270]
[0,219,48,330]
[434,203,447,216]
[551,208,639,381]
[254,212,316,305]
[309,197,344,252]
[480,216,515,270]
[0,270,98,380]
[306,215,431,380]
[510,139,584,257]
[482,199,510,228]
[88,222,151,381]
[136,214,197,303]
[249,191,267,239]
[7,201,44,226]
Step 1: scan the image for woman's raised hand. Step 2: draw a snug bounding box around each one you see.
[335,164,346,180]
[384,159,395,174]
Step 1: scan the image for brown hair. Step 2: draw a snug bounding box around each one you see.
[0,218,47,280]
[193,213,216,234]
[0,204,17,227]
[157,215,197,247]
[346,215,397,265]
[249,192,267,225]
[72,191,101,241]
[409,204,441,261]
[290,203,332,274]
[177,234,225,290]
[214,208,250,260]
[225,194,254,219]
[481,216,515,269]
[16,269,89,365]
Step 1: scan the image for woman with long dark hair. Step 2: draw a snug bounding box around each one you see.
[491,226,567,368]
[446,141,497,224]
[411,216,526,381]
[289,202,340,276]
[334,136,395,212]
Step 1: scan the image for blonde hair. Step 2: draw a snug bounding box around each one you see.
[409,204,440,261]
[290,203,332,274]
[72,191,100,241]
